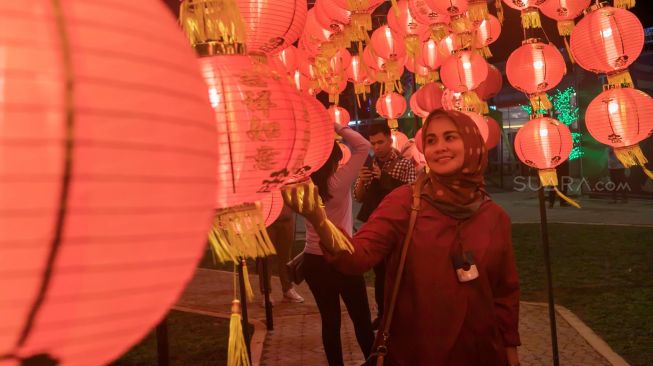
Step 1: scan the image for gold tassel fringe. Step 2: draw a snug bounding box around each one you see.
[462,91,483,113]
[240,261,254,303]
[529,93,552,112]
[390,0,400,17]
[557,20,575,36]
[614,145,653,180]
[521,8,542,29]
[179,0,247,50]
[614,0,635,9]
[480,101,490,114]
[349,13,372,43]
[209,203,277,263]
[539,169,581,208]
[607,70,634,88]
[468,1,490,23]
[228,300,251,366]
[495,0,504,24]
[478,45,493,58]
[387,118,399,129]
[430,24,449,42]
[451,15,472,34]
[405,35,421,58]
[554,187,581,208]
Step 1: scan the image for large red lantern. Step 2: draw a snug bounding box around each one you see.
[422,38,444,71]
[236,0,307,55]
[440,50,488,92]
[475,64,503,100]
[473,14,502,57]
[294,70,321,96]
[346,55,373,101]
[585,87,653,179]
[485,116,501,150]
[314,0,352,32]
[415,82,445,113]
[371,25,407,61]
[506,40,566,111]
[328,105,352,126]
[302,95,338,177]
[569,4,644,87]
[270,46,298,75]
[514,116,578,206]
[0,1,217,365]
[406,54,438,85]
[377,92,407,129]
[540,0,591,36]
[410,93,430,118]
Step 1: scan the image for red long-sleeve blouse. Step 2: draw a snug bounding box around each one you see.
[329,185,520,366]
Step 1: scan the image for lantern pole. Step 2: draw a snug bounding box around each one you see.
[537,186,560,366]
[237,259,252,361]
[155,317,170,366]
[261,257,274,330]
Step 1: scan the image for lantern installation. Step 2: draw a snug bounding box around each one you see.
[0,1,218,365]
[514,117,579,207]
[377,92,408,129]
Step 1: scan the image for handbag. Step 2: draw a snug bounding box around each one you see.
[285,252,305,285]
[362,175,425,366]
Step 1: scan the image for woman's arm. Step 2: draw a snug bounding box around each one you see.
[330,124,371,188]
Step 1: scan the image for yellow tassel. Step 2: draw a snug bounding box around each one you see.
[607,70,634,88]
[462,91,483,114]
[405,35,421,58]
[179,0,247,51]
[557,20,575,36]
[433,70,440,81]
[416,74,427,85]
[480,101,490,114]
[350,13,372,43]
[495,0,504,24]
[240,260,254,303]
[228,300,251,366]
[451,15,472,34]
[468,1,490,23]
[614,0,635,8]
[614,145,653,180]
[554,187,581,208]
[390,0,400,17]
[430,24,449,42]
[478,45,493,58]
[529,93,552,112]
[563,37,575,64]
[538,169,581,208]
[387,118,399,129]
[521,8,542,29]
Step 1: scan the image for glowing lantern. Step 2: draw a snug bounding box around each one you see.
[270,46,298,75]
[328,105,352,126]
[330,0,384,44]
[363,44,405,93]
[260,191,285,226]
[540,0,591,36]
[485,116,501,149]
[314,0,352,33]
[406,54,438,85]
[387,0,430,57]
[441,88,467,111]
[569,4,644,87]
[467,0,491,23]
[473,14,502,58]
[377,92,407,129]
[392,130,410,151]
[441,50,488,92]
[371,25,407,61]
[411,93,430,118]
[501,0,548,29]
[0,1,217,365]
[514,116,579,206]
[438,32,474,59]
[302,95,338,177]
[585,87,653,179]
[475,64,503,100]
[236,0,307,55]
[408,0,451,40]
[294,70,321,95]
[338,141,352,167]
[422,38,444,71]
[346,55,373,102]
[303,8,344,58]
[506,40,566,111]
[415,82,445,113]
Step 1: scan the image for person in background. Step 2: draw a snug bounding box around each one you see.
[353,123,416,328]
[400,138,426,172]
[608,149,629,203]
[303,123,374,366]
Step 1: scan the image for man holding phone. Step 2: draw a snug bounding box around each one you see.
[353,123,416,328]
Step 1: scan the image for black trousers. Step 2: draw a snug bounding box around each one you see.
[304,254,375,366]
[609,169,628,201]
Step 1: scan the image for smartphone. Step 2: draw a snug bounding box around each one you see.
[364,155,374,169]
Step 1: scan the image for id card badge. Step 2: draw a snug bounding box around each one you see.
[452,250,479,283]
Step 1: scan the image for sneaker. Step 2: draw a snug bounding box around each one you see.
[283,288,305,303]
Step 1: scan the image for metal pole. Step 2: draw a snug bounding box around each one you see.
[237,259,252,362]
[261,257,274,330]
[155,317,170,366]
[537,187,560,366]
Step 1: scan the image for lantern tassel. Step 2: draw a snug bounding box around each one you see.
[614,0,635,9]
[563,37,576,64]
[240,261,254,303]
[228,300,251,366]
[538,169,581,208]
[557,20,575,36]
[387,118,399,129]
[430,24,449,42]
[451,15,471,34]
[468,1,490,23]
[607,70,634,88]
[405,35,421,59]
[462,91,483,114]
[478,45,493,59]
[521,9,542,29]
[614,145,653,180]
[495,0,504,24]
[529,93,552,112]
[390,0,400,17]
[179,0,247,50]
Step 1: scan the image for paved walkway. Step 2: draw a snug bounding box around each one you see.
[177,268,626,366]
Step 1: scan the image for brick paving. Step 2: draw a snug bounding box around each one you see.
[177,268,621,366]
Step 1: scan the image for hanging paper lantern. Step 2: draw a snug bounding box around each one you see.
[440,50,488,92]
[406,54,438,85]
[270,46,299,75]
[422,38,444,71]
[475,63,503,100]
[441,88,467,111]
[501,0,548,29]
[346,55,373,102]
[303,8,345,58]
[387,0,431,57]
[467,0,491,24]
[371,25,407,61]
[314,0,352,33]
[408,0,451,40]
[485,116,501,149]
[338,141,352,167]
[410,93,431,118]
[514,116,579,206]
[438,32,474,59]
[260,191,286,226]
[237,0,307,55]
[294,70,321,95]
[506,40,566,111]
[392,130,410,151]
[328,105,352,126]
[0,1,218,365]
[377,92,407,129]
[302,95,338,177]
[473,14,502,58]
[585,87,653,178]
[330,0,384,44]
[415,82,445,113]
[540,0,591,36]
[569,4,644,87]
[363,44,406,93]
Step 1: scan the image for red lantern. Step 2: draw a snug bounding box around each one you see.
[315,0,352,32]
[338,141,352,167]
[441,88,467,111]
[406,54,438,85]
[514,117,577,206]
[415,82,445,113]
[237,0,307,55]
[438,32,473,58]
[411,93,430,118]
[506,40,566,111]
[302,95,338,177]
[585,87,653,178]
[328,105,352,126]
[377,92,407,129]
[409,0,451,41]
[569,4,644,87]
[392,130,410,151]
[303,8,344,58]
[294,70,321,95]
[260,191,285,226]
[426,0,469,17]
[346,55,373,100]
[473,14,502,55]
[475,64,503,100]
[422,38,444,70]
[371,25,407,61]
[387,0,430,56]
[0,1,217,365]
[540,0,591,36]
[485,116,501,149]
[440,50,488,92]
[270,46,298,75]
[502,0,548,29]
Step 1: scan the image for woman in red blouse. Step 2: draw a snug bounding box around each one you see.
[285,110,521,366]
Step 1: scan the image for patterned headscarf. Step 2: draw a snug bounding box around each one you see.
[420,110,489,218]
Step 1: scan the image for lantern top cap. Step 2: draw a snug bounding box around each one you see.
[521,37,546,45]
[584,1,609,15]
[194,42,247,57]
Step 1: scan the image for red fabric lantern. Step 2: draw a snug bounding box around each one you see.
[392,130,410,151]
[377,92,407,129]
[0,1,217,365]
[371,25,407,61]
[387,0,430,56]
[475,64,503,100]
[514,117,576,204]
[506,40,566,111]
[569,4,644,87]
[438,32,473,58]
[485,116,501,149]
[260,191,285,226]
[406,54,438,85]
[415,82,445,113]
[426,0,469,17]
[237,0,307,55]
[440,50,488,92]
[585,87,653,178]
[411,93,430,118]
[302,95,337,176]
[338,141,352,167]
[501,0,548,29]
[328,105,352,126]
[540,0,591,36]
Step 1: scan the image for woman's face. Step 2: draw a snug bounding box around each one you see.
[424,116,465,176]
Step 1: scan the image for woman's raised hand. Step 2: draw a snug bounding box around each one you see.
[281,179,327,225]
